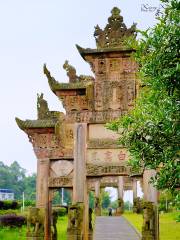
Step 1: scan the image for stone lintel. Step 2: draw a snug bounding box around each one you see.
[86,164,129,177]
[87,139,121,149]
[48,176,73,188]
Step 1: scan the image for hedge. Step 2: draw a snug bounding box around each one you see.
[0,201,20,210]
[0,214,26,228]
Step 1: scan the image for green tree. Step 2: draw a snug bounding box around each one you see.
[124,201,133,211]
[0,161,36,200]
[107,0,180,194]
[111,200,118,209]
[101,190,111,209]
[24,173,36,200]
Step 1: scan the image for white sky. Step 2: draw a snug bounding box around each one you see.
[0,0,161,174]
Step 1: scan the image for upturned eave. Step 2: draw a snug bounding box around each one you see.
[15,117,57,130]
[76,44,135,60]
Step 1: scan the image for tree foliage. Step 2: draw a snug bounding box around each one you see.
[101,190,111,209]
[0,161,36,200]
[107,0,180,193]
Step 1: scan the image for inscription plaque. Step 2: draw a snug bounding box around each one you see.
[48,177,73,188]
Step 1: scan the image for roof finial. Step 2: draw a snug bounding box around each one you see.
[94,7,136,49]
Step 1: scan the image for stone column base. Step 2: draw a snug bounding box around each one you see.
[95,207,101,216]
[116,198,124,215]
[133,197,143,214]
[88,229,93,240]
[142,202,159,240]
[67,230,83,240]
[26,233,44,240]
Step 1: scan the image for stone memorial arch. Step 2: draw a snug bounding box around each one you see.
[16,7,158,240]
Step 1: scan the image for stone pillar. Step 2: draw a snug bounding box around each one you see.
[117,176,124,215]
[142,170,159,240]
[94,181,101,216]
[26,158,49,240]
[132,179,142,213]
[73,123,87,203]
[67,123,88,240]
[143,170,157,204]
[36,158,50,208]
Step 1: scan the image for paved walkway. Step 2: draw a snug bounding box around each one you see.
[93,216,141,240]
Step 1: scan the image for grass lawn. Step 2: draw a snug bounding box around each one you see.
[57,215,68,240]
[124,211,180,240]
[0,226,26,240]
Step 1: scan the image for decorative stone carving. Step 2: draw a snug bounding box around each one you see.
[87,149,128,164]
[16,6,142,240]
[66,109,125,123]
[116,198,124,215]
[95,197,101,216]
[48,177,73,188]
[27,207,45,238]
[133,197,143,214]
[50,160,73,178]
[51,210,58,240]
[94,7,136,49]
[86,163,128,176]
[87,139,120,149]
[142,202,158,240]
[63,60,95,83]
[63,60,77,83]
[67,203,84,240]
[37,94,60,121]
[37,93,50,119]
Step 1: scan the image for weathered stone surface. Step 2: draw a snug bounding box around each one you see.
[67,203,84,240]
[94,7,136,49]
[133,197,143,214]
[86,164,129,176]
[26,207,45,238]
[48,176,73,188]
[142,202,159,240]
[87,148,128,164]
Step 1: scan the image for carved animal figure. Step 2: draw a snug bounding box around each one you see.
[63,60,77,83]
[27,207,45,235]
[51,210,58,240]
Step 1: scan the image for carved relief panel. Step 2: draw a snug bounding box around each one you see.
[60,95,89,111]
[122,58,138,73]
[87,148,128,165]
[95,82,104,110]
[49,160,73,188]
[107,58,123,81]
[97,59,106,75]
[86,164,128,176]
[50,160,73,178]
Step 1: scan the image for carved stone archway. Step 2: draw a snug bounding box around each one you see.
[16,7,158,240]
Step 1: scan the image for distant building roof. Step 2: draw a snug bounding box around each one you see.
[0,189,14,193]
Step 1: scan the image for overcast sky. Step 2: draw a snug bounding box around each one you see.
[0,0,161,175]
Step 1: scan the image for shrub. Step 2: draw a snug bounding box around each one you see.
[0,201,20,210]
[0,201,4,209]
[0,209,19,215]
[52,207,67,216]
[0,214,26,228]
